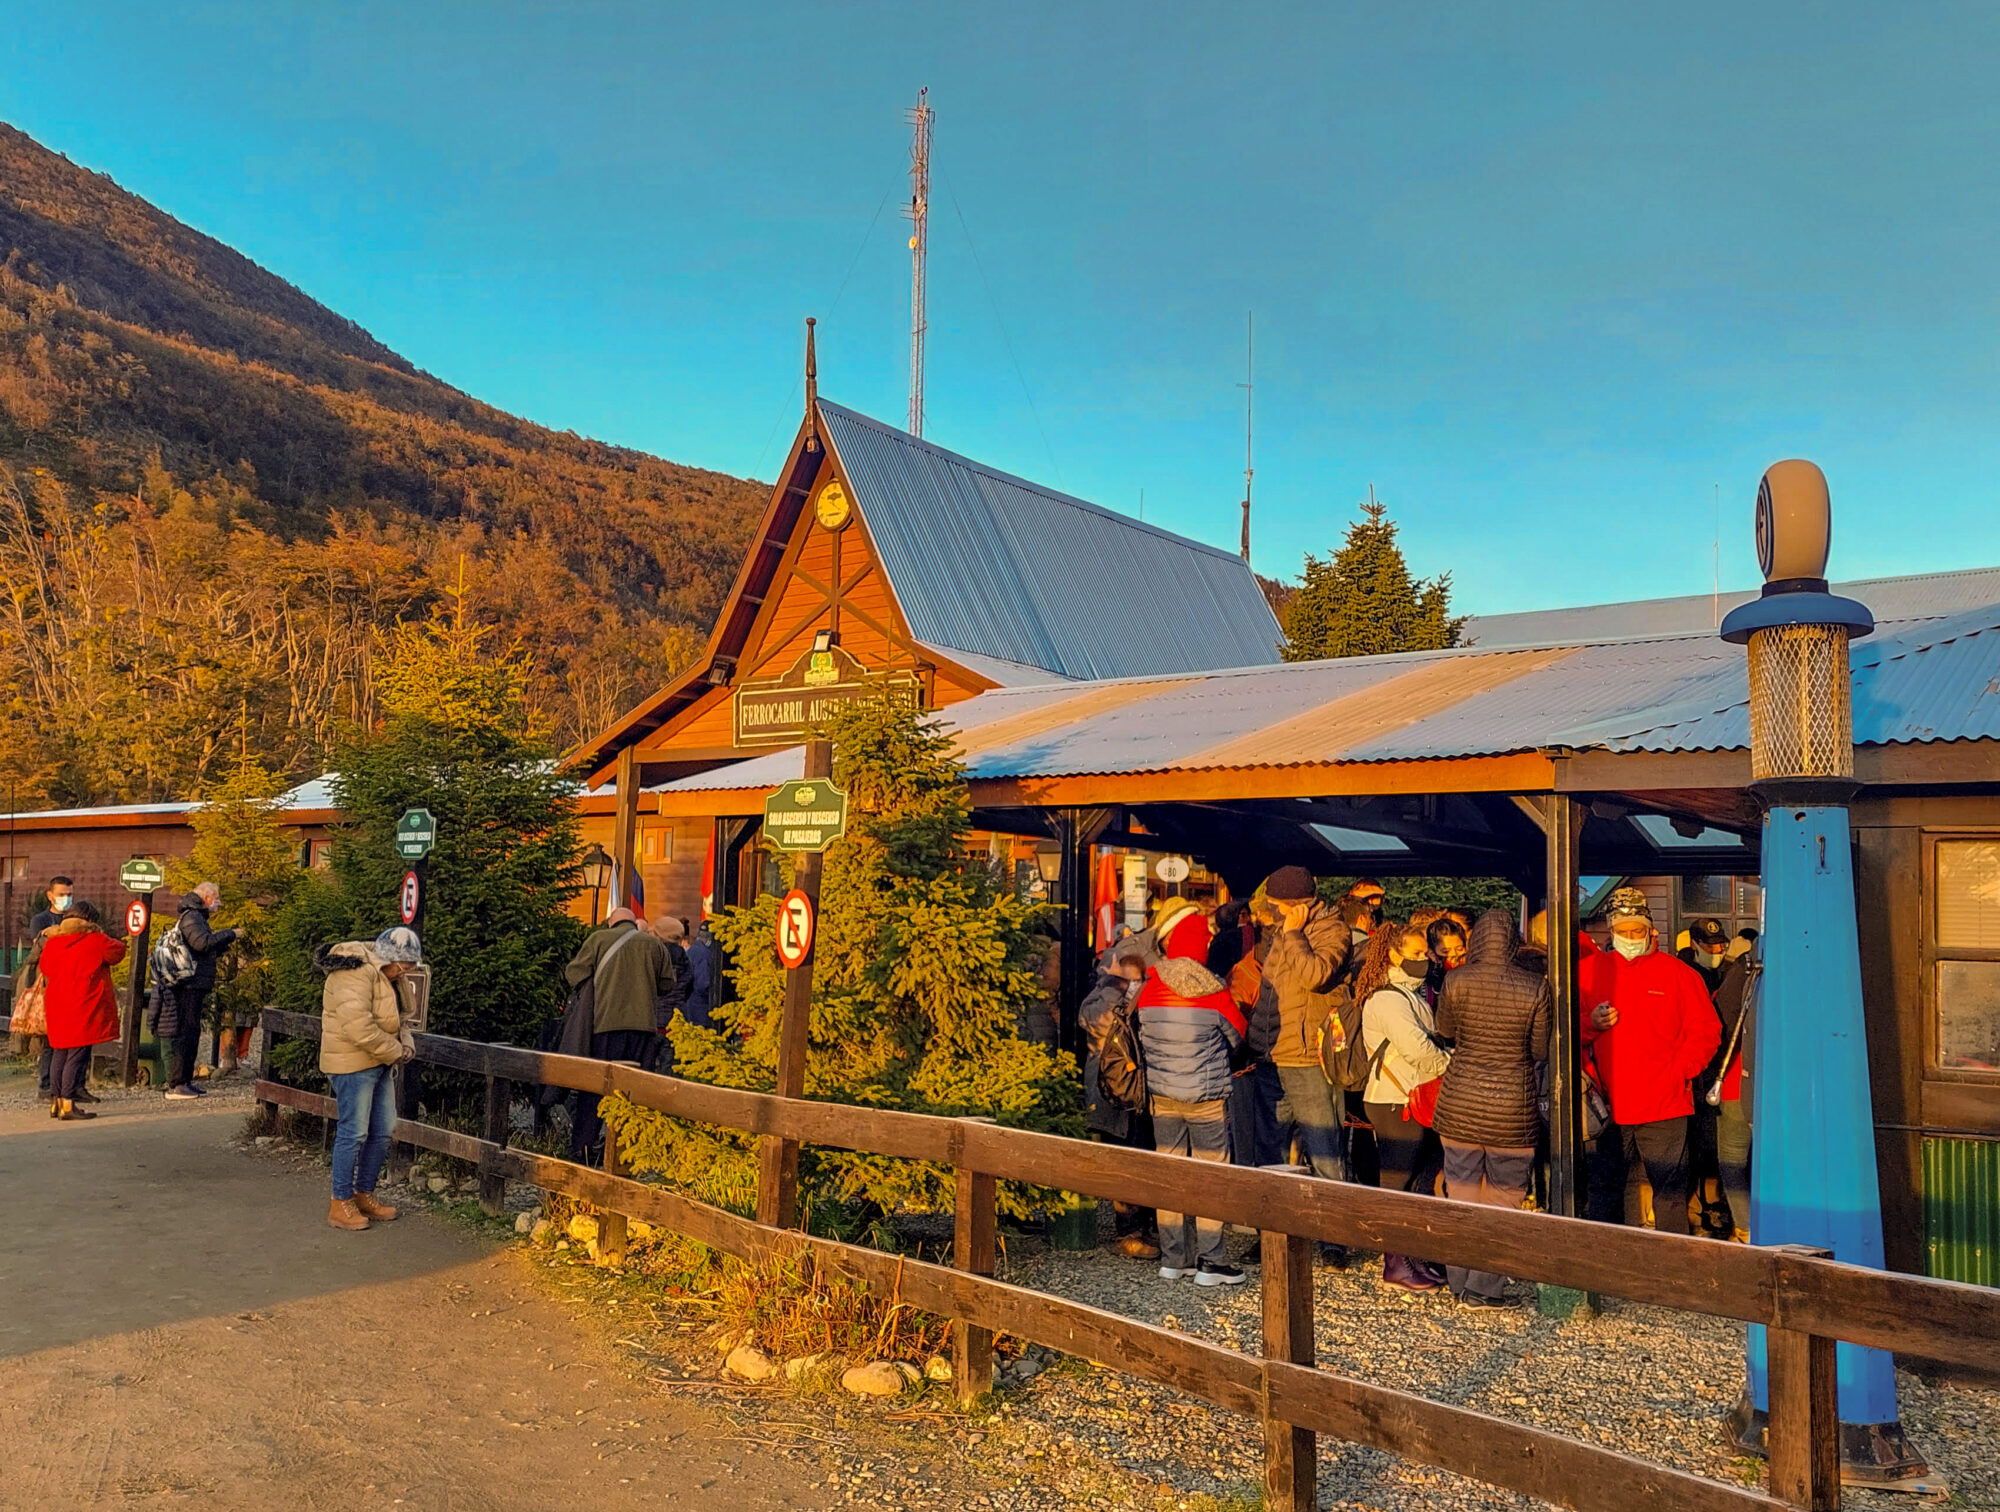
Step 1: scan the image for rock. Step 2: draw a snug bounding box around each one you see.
[427,1176,450,1194]
[782,1352,825,1381]
[555,1240,570,1252]
[628,1219,655,1241]
[514,1211,534,1234]
[530,1218,553,1244]
[840,1361,907,1398]
[457,1177,479,1193]
[894,1361,923,1384]
[1011,1357,1043,1381]
[254,1136,277,1147]
[725,1345,779,1382]
[713,1330,741,1356]
[923,1355,953,1383]
[566,1214,600,1244]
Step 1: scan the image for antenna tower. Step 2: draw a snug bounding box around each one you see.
[1238,312,1254,561]
[905,87,933,437]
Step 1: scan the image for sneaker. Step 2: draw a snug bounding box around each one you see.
[1455,1291,1520,1310]
[185,1083,208,1098]
[1158,1265,1194,1281]
[1195,1262,1248,1287]
[164,1085,201,1101]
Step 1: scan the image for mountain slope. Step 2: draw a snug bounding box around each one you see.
[0,122,766,804]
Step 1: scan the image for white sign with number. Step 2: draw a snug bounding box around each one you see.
[1155,855,1191,884]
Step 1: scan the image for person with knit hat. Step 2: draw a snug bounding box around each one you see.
[315,926,423,1230]
[1260,866,1355,1252]
[1578,888,1721,1233]
[1135,899,1248,1286]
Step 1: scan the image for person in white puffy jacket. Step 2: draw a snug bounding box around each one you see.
[1359,920,1453,1293]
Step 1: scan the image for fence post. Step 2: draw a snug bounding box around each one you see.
[952,1148,997,1405]
[479,1073,512,1217]
[1767,1245,1839,1511]
[600,1126,629,1266]
[255,1009,277,1125]
[1259,1164,1316,1512]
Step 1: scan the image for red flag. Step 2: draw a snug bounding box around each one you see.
[700,830,716,918]
[1092,849,1119,951]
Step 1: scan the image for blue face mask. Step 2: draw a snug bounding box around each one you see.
[52,895,72,912]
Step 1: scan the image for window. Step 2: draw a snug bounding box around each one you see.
[640,826,673,865]
[306,839,334,871]
[1682,875,1734,916]
[1933,839,2000,1075]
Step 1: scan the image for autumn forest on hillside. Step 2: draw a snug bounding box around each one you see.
[0,122,767,809]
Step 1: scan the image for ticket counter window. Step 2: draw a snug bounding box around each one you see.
[1934,839,2000,1074]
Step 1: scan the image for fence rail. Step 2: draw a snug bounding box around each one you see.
[255,1008,1999,1512]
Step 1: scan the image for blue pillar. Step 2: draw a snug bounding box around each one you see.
[1744,804,1901,1426]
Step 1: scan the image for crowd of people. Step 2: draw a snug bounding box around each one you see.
[7,872,241,1116]
[1079,871,1759,1303]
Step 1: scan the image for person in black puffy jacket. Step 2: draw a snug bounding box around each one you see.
[1433,909,1551,1307]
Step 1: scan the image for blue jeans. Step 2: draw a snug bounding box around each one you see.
[330,1064,396,1201]
[1275,1063,1348,1182]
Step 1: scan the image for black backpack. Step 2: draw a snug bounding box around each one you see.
[1095,990,1148,1113]
[1314,984,1374,1091]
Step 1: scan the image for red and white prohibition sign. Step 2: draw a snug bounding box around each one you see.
[400,869,421,925]
[125,898,150,937]
[774,887,815,969]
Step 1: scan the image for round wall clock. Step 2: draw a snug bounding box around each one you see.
[815,480,852,531]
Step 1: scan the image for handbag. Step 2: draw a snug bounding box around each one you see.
[10,976,48,1038]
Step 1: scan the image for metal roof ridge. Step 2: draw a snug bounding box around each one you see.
[1463,562,2000,627]
[1849,600,2000,671]
[815,397,1250,568]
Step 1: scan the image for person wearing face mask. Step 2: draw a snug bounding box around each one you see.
[23,875,78,1096]
[1578,889,1721,1233]
[1676,917,1731,993]
[1358,923,1452,1293]
[1423,918,1468,1005]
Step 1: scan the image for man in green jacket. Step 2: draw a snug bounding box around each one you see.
[563,908,678,1162]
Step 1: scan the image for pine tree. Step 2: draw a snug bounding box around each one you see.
[269,589,584,1049]
[1280,493,1465,661]
[605,695,1080,1223]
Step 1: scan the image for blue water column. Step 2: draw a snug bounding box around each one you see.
[1721,460,1928,1486]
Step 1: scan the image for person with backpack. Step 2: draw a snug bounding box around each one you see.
[1433,908,1552,1307]
[314,927,422,1230]
[150,881,239,1101]
[38,900,127,1120]
[562,908,679,1162]
[1135,899,1248,1286]
[1358,921,1453,1292]
[1259,866,1356,1263]
[1079,936,1158,1260]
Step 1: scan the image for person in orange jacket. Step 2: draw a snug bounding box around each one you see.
[1578,888,1721,1233]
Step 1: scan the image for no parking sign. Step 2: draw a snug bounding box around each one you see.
[125,898,149,937]
[774,888,815,969]
[400,869,421,925]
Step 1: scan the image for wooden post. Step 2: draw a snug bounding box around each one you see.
[121,889,152,1086]
[255,1008,277,1124]
[613,746,640,913]
[952,1159,997,1405]
[600,1124,629,1266]
[1767,1245,1839,1511]
[1544,794,1583,1218]
[1260,1162,1315,1512]
[756,736,831,1229]
[479,1074,512,1216]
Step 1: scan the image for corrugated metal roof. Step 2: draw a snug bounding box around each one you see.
[820,402,1282,680]
[653,595,2000,794]
[1463,565,2000,649]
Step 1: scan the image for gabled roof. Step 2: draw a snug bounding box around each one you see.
[819,402,1281,680]
[1462,564,2000,648]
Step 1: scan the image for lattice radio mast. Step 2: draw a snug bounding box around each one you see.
[905,87,933,437]
[1238,312,1254,561]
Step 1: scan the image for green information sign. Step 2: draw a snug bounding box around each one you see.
[119,857,166,893]
[763,780,848,853]
[395,808,438,861]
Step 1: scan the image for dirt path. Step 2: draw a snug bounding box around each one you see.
[0,1061,818,1510]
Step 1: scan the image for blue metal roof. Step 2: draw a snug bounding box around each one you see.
[1463,565,2000,648]
[819,401,1282,681]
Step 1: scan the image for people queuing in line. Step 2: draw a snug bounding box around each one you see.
[315,926,421,1231]
[560,906,682,1163]
[1709,937,1758,1241]
[1356,920,1451,1293]
[1579,889,1722,1235]
[150,881,240,1101]
[1079,935,1159,1260]
[37,899,127,1121]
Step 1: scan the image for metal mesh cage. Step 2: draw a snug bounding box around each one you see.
[1746,623,1853,780]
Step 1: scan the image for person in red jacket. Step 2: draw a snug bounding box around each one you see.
[38,900,129,1121]
[1578,888,1720,1233]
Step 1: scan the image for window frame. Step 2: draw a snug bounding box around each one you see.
[1921,829,2000,1081]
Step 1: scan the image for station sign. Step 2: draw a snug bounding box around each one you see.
[120,858,166,893]
[395,808,437,861]
[763,779,849,853]
[774,888,816,969]
[733,641,925,748]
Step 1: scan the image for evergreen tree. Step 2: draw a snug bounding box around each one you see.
[1281,494,1465,661]
[605,695,1079,1223]
[269,590,584,1048]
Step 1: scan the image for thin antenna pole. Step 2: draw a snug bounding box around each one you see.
[905,87,933,437]
[1237,312,1254,561]
[1139,487,1144,522]
[1712,482,1721,629]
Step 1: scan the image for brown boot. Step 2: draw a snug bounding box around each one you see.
[327,1198,370,1231]
[354,1191,399,1222]
[55,1099,96,1121]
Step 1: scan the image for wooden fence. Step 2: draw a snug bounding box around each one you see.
[252,1008,2000,1512]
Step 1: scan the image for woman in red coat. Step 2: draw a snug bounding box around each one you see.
[38,900,127,1121]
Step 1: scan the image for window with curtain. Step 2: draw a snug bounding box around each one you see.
[1935,840,2000,1073]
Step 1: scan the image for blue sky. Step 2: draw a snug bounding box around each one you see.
[7,3,1998,613]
